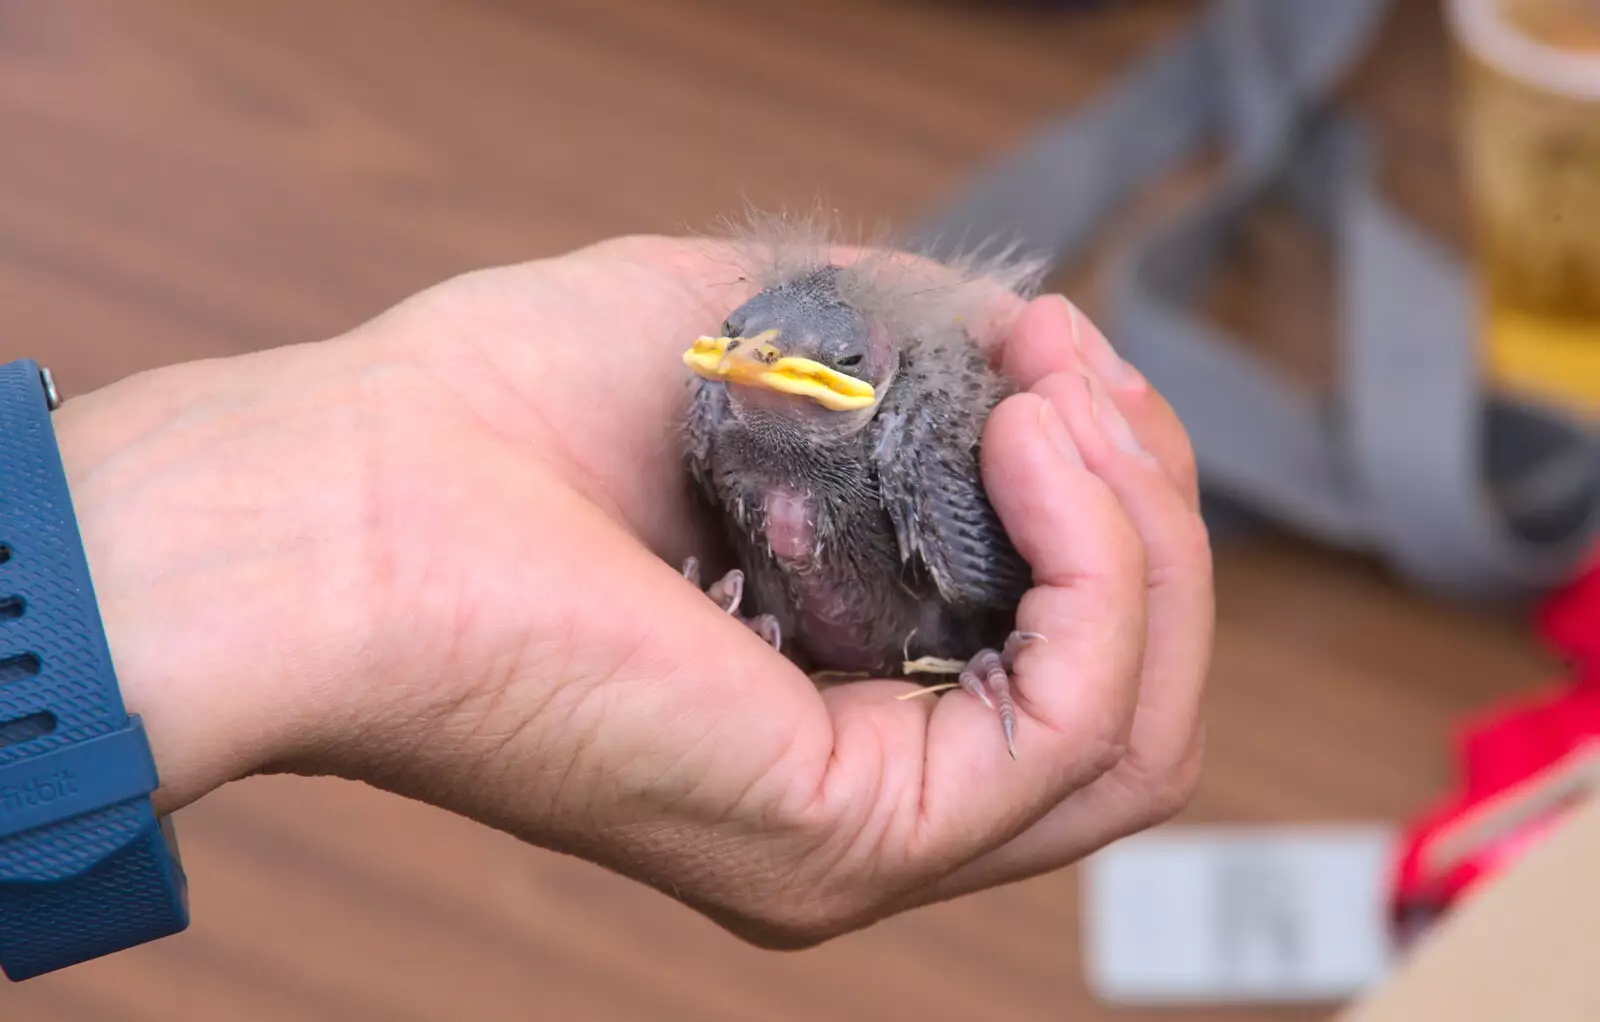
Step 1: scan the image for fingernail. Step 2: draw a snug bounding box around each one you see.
[1037,399,1084,468]
[1084,374,1145,456]
[1066,299,1137,386]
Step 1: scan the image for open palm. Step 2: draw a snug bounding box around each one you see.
[64,233,1212,946]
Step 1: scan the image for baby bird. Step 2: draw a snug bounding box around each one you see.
[680,216,1046,758]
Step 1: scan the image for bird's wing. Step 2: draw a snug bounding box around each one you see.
[683,376,728,499]
[871,358,1032,609]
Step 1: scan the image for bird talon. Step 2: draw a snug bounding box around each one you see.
[747,613,782,650]
[1002,630,1045,671]
[960,667,996,711]
[897,643,1023,758]
[708,570,744,615]
[957,646,1020,759]
[687,560,775,648]
[686,562,746,616]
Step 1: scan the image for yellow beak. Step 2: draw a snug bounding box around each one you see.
[682,330,876,412]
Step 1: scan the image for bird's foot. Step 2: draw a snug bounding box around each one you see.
[681,557,782,650]
[898,631,1045,761]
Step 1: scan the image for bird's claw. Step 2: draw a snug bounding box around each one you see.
[961,648,1017,760]
[682,557,782,651]
[901,630,1045,761]
[748,613,783,649]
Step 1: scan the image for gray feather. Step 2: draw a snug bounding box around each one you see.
[871,342,1032,609]
[683,374,727,499]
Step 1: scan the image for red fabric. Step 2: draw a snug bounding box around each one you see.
[1389,549,1600,923]
[1537,549,1600,684]
[1388,689,1590,920]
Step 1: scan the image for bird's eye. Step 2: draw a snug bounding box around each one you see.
[837,354,864,368]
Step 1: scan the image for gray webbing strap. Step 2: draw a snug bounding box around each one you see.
[916,0,1600,602]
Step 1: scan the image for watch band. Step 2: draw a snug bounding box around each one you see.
[0,359,188,981]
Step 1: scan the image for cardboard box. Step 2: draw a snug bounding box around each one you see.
[1338,794,1600,1021]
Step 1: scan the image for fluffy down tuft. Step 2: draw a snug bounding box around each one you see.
[698,203,1050,354]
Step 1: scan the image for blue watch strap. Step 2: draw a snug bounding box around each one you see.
[0,359,188,981]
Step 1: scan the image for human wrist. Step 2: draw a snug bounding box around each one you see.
[47,350,396,815]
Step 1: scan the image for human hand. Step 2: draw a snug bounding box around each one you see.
[53,233,1212,946]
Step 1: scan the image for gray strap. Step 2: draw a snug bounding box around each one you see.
[916,0,1600,601]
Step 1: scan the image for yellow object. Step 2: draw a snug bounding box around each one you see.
[1450,0,1600,416]
[683,331,876,411]
[1486,308,1600,409]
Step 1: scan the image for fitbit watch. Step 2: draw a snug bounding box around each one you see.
[0,358,189,980]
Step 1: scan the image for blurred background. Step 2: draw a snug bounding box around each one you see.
[0,0,1587,1019]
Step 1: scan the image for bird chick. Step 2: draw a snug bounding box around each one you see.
[680,215,1046,758]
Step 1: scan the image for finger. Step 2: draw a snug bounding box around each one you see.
[999,294,1088,390]
[1001,295,1199,510]
[1039,372,1211,767]
[912,371,1214,901]
[847,390,1148,872]
[1102,379,1200,514]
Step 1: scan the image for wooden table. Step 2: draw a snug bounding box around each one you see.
[0,2,1560,1018]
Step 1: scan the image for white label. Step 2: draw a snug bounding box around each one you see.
[1081,825,1399,1005]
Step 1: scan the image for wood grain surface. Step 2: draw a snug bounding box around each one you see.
[0,1,1561,1019]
